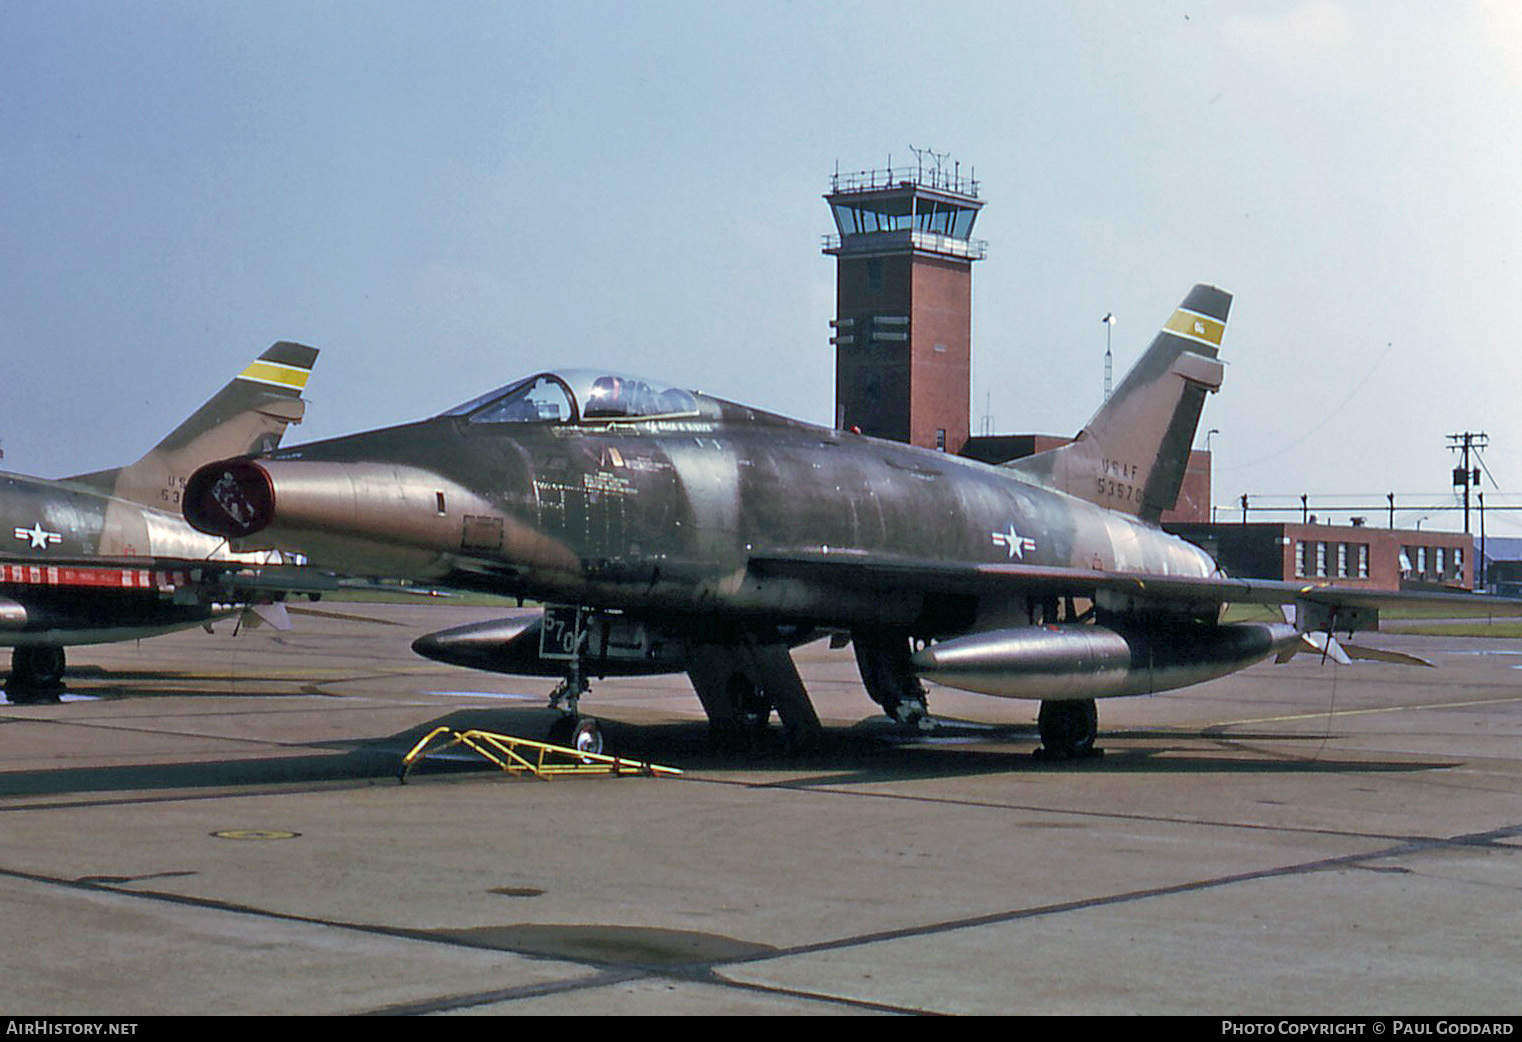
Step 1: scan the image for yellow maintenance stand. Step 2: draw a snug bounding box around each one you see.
[399,726,682,784]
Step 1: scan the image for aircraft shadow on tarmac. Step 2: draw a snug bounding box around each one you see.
[0,704,1453,799]
[2,666,336,703]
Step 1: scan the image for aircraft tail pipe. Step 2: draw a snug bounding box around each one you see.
[911,621,1298,701]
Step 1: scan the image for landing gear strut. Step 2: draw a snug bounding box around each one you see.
[6,645,66,703]
[687,633,822,753]
[853,629,931,729]
[1035,699,1103,760]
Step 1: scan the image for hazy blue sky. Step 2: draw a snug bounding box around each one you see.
[4,2,1520,533]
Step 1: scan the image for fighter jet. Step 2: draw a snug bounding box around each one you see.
[1,342,318,699]
[179,286,1478,756]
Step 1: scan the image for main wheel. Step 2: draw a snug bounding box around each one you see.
[727,672,774,735]
[1037,699,1100,759]
[7,645,66,702]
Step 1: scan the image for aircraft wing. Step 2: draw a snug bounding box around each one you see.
[748,550,1522,630]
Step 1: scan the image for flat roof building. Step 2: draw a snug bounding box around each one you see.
[1164,521,1473,591]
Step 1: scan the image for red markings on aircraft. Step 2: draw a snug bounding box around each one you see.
[0,565,190,590]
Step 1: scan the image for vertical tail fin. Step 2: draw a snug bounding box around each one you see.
[68,341,318,509]
[1005,284,1229,522]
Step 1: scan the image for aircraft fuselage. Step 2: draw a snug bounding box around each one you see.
[192,395,1217,635]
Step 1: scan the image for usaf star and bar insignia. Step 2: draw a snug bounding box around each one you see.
[991,524,1037,559]
[13,523,62,550]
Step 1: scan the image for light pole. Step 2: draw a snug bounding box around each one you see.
[1101,313,1116,401]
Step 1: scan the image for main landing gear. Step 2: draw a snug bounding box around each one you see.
[853,629,932,730]
[5,645,66,704]
[1034,699,1103,760]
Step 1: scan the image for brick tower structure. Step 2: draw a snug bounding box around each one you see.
[824,155,985,453]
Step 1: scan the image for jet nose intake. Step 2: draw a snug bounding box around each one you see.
[183,459,276,539]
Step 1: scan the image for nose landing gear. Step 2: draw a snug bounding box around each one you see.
[546,658,603,758]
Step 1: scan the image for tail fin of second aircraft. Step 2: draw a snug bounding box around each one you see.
[1005,284,1229,523]
[68,341,319,510]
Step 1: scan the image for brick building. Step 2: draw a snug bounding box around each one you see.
[1164,521,1472,591]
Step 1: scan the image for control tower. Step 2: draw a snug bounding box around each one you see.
[824,153,986,453]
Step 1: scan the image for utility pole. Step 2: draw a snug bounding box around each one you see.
[1448,432,1488,534]
[1479,491,1487,591]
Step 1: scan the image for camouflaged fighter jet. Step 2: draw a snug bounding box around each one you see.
[180,286,1475,757]
[0,342,317,699]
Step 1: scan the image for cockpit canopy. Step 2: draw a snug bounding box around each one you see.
[442,369,699,425]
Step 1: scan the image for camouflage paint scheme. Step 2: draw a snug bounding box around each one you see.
[0,343,317,697]
[182,288,1490,755]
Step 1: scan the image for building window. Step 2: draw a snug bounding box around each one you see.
[1337,543,1349,578]
[1357,544,1369,578]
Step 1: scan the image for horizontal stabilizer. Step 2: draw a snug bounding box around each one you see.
[247,602,292,631]
[1276,629,1435,667]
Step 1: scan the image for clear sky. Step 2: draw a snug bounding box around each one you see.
[3,1,1520,534]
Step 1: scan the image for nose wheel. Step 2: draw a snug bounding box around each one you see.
[546,713,604,758]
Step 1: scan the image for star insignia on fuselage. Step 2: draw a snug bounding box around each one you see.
[991,524,1036,559]
[14,523,62,550]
